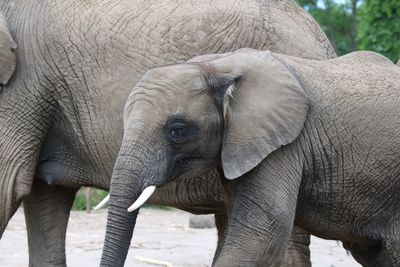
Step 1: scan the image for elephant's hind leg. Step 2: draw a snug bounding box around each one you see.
[23,179,78,267]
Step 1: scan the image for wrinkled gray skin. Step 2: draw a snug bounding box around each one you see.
[0,0,336,266]
[119,49,400,266]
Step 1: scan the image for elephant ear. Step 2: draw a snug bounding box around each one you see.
[202,51,309,179]
[397,59,400,67]
[0,13,16,85]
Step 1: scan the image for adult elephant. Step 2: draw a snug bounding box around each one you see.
[110,49,400,266]
[0,0,335,266]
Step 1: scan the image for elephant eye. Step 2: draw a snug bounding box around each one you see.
[168,122,187,143]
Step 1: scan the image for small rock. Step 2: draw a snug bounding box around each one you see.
[189,215,215,229]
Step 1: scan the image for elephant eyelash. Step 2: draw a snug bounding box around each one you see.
[168,113,190,122]
[223,85,235,121]
[226,84,236,99]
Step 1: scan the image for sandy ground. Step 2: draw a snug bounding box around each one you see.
[0,208,361,267]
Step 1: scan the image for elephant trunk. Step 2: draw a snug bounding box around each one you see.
[100,145,162,267]
[100,169,140,267]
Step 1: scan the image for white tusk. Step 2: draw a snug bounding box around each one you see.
[94,194,110,210]
[127,185,156,212]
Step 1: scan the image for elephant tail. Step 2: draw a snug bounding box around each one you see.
[0,158,36,238]
[0,97,55,239]
[0,101,54,238]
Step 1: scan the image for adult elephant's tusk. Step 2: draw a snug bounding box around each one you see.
[127,186,156,212]
[94,194,110,210]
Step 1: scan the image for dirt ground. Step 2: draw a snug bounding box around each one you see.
[0,208,360,267]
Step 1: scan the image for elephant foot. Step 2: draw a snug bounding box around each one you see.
[281,226,311,267]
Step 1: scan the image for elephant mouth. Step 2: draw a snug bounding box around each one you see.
[125,156,210,213]
[95,156,211,211]
[95,185,157,212]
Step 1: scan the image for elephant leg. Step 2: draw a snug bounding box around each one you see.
[23,179,78,267]
[214,147,303,266]
[378,237,400,266]
[281,226,311,267]
[214,214,311,267]
[213,211,229,265]
[385,238,400,266]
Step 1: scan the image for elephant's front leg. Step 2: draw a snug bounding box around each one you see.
[215,216,311,267]
[214,148,303,267]
[23,179,78,267]
[213,211,229,265]
[281,226,311,267]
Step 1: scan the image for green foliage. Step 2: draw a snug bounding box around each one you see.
[304,0,358,55]
[358,0,400,61]
[297,0,399,62]
[297,0,318,7]
[72,188,108,210]
[310,0,352,55]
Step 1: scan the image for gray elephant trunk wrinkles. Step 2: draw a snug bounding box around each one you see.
[101,139,167,266]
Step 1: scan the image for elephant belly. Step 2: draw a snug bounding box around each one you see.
[295,168,400,244]
[36,122,113,189]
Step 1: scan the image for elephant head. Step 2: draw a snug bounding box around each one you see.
[100,50,308,266]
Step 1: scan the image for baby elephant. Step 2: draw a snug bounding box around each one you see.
[103,49,400,267]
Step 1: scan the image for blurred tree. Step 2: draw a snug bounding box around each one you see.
[358,0,400,61]
[297,0,318,7]
[297,0,400,62]
[297,0,360,55]
[349,0,360,51]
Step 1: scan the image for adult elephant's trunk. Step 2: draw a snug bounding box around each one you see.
[100,143,163,267]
